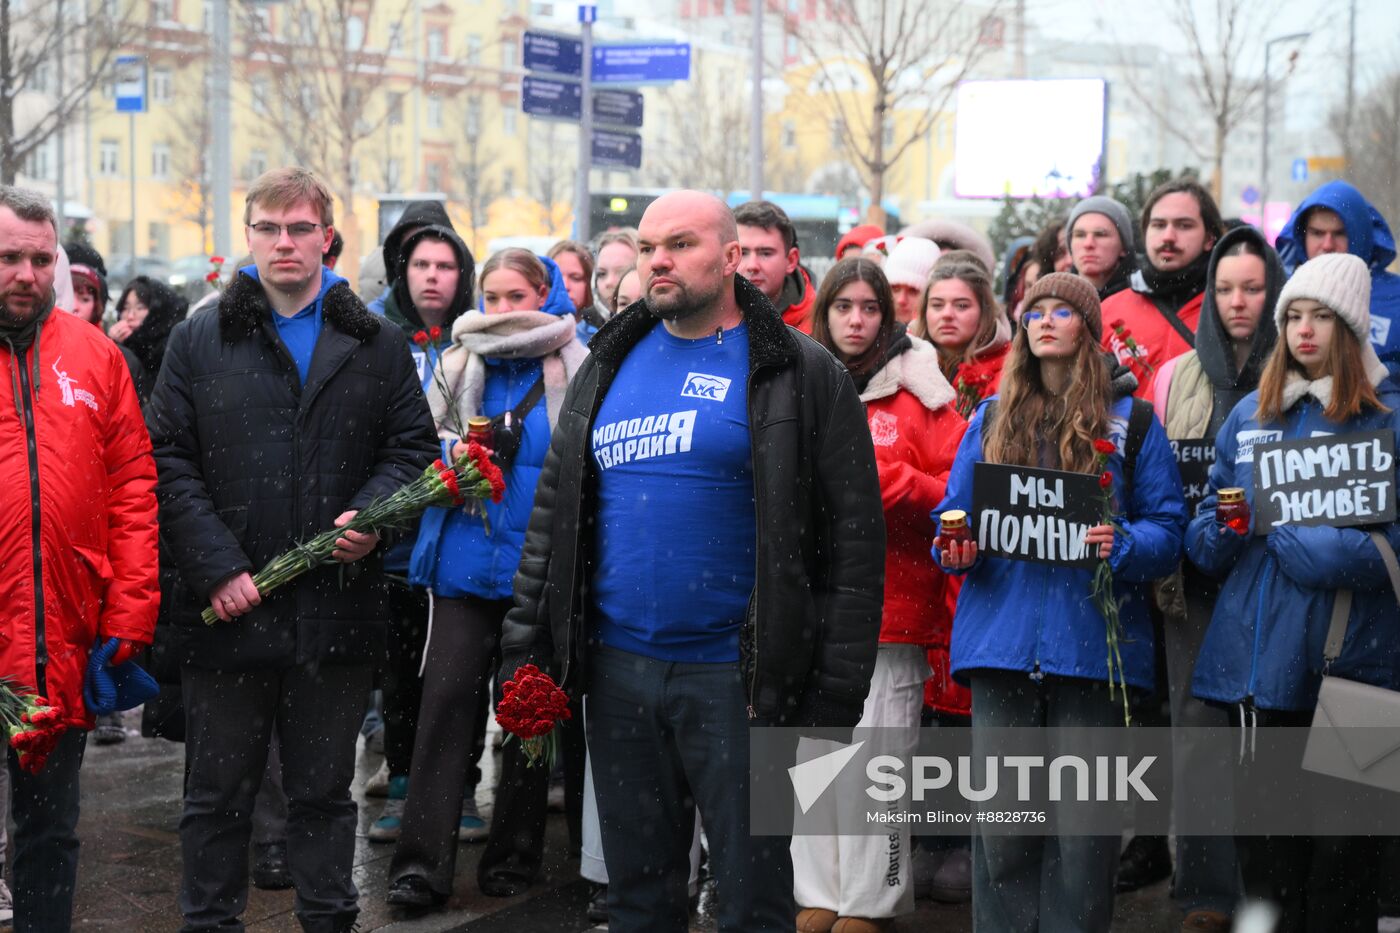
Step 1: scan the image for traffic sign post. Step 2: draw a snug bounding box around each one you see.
[523,31,584,77]
[523,75,583,121]
[115,55,146,258]
[1291,158,1309,183]
[592,89,643,128]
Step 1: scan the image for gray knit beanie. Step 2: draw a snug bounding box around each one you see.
[1068,196,1136,253]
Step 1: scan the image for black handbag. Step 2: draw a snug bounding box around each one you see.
[485,377,545,473]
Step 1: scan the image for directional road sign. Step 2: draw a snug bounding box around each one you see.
[592,129,643,169]
[115,55,147,113]
[592,43,690,84]
[592,88,644,128]
[523,31,584,78]
[522,75,583,120]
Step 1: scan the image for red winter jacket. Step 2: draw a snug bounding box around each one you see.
[778,267,816,334]
[859,338,969,714]
[0,310,159,729]
[1100,287,1203,399]
[948,339,1011,416]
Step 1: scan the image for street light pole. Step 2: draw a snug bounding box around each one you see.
[749,0,763,199]
[1260,31,1309,237]
[211,0,232,258]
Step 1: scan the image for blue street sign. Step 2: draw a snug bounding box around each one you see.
[578,4,597,22]
[1291,158,1309,182]
[522,76,583,121]
[523,31,584,78]
[114,55,147,113]
[593,88,644,128]
[592,43,691,84]
[592,129,643,169]
[1241,185,1260,206]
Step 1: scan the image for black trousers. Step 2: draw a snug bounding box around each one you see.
[179,662,373,933]
[8,727,86,933]
[382,582,428,777]
[388,595,502,895]
[1232,706,1379,933]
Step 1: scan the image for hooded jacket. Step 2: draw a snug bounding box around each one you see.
[498,275,885,736]
[774,266,816,333]
[368,200,456,315]
[0,310,158,729]
[1187,374,1400,711]
[934,369,1188,690]
[407,255,586,600]
[1152,226,1284,439]
[857,338,970,714]
[120,276,189,387]
[1276,180,1400,379]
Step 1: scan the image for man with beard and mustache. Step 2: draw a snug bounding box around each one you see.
[497,189,885,932]
[1100,179,1223,400]
[0,185,159,930]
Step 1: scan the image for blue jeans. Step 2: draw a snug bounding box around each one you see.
[9,726,86,933]
[586,644,794,933]
[969,670,1121,933]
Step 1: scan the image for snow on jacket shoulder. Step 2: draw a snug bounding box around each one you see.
[1186,382,1400,711]
[935,394,1187,689]
[0,311,158,728]
[1101,288,1203,400]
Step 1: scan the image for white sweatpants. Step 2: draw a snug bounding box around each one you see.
[579,696,703,891]
[791,643,929,919]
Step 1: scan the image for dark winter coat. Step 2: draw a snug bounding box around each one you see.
[498,275,887,736]
[146,271,438,670]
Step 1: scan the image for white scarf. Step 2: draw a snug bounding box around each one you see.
[426,310,587,435]
[1280,348,1389,411]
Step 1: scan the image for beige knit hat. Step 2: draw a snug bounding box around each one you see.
[882,237,942,290]
[1275,252,1371,341]
[1021,271,1102,338]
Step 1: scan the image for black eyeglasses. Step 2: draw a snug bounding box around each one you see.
[248,222,324,241]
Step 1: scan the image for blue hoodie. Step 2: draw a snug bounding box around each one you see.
[1275,180,1400,379]
[1186,381,1400,711]
[407,255,580,599]
[934,394,1187,690]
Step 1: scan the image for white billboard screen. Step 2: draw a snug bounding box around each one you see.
[954,79,1107,199]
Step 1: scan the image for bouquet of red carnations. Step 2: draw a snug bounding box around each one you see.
[201,442,506,624]
[1,679,64,774]
[1087,437,1132,726]
[496,664,572,769]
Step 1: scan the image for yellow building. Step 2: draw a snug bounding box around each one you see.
[79,0,569,285]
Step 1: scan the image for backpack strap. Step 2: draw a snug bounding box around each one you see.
[1147,295,1196,349]
[510,376,547,425]
[1122,396,1154,506]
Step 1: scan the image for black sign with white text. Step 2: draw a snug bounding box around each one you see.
[971,463,1102,569]
[1252,430,1395,534]
[1171,438,1215,514]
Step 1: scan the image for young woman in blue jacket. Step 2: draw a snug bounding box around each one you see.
[1187,252,1400,932]
[386,249,588,908]
[935,272,1187,932]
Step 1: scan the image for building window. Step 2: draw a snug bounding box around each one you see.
[386,158,401,192]
[781,120,796,150]
[24,140,52,181]
[151,0,173,21]
[32,61,50,94]
[501,43,517,70]
[829,119,844,150]
[466,35,483,66]
[503,168,515,192]
[203,0,213,30]
[427,29,445,60]
[251,76,268,114]
[388,24,403,54]
[299,83,318,117]
[99,139,121,176]
[152,68,173,103]
[428,94,443,129]
[245,149,268,181]
[503,108,517,136]
[426,162,442,191]
[152,143,171,179]
[387,93,404,127]
[346,15,365,50]
[465,98,482,136]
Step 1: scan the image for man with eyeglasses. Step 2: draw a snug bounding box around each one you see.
[147,167,437,933]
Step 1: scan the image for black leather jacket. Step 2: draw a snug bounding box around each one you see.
[500,275,885,733]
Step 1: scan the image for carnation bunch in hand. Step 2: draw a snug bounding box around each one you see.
[200,442,505,624]
[0,679,64,774]
[1088,437,1132,726]
[496,664,572,769]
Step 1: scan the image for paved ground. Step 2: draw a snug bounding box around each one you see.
[62,710,1184,932]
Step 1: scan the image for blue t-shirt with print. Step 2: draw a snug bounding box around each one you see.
[591,320,756,663]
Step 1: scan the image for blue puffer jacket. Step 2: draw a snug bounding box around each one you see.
[935,394,1188,689]
[407,256,579,599]
[1276,180,1400,379]
[1187,381,1400,711]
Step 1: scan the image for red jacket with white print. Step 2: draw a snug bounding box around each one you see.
[1099,287,1203,400]
[859,337,969,713]
[0,309,158,729]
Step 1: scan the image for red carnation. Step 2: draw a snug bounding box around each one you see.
[1099,471,1113,489]
[497,664,572,768]
[429,325,442,342]
[1092,439,1116,455]
[210,255,226,266]
[412,330,430,348]
[205,271,220,284]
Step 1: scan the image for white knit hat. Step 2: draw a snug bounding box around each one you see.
[882,237,942,290]
[1276,251,1386,376]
